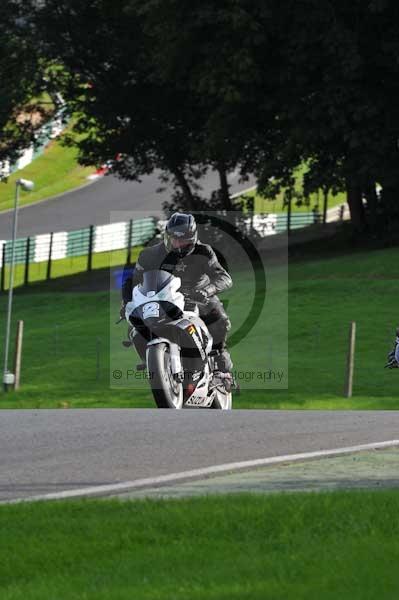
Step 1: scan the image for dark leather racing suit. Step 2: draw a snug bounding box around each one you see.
[122,241,233,371]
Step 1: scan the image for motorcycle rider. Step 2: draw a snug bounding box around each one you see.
[121,212,234,382]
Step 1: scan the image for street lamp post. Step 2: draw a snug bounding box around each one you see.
[2,178,34,392]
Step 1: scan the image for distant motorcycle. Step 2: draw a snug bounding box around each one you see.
[124,270,232,409]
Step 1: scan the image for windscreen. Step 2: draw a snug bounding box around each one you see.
[139,269,173,294]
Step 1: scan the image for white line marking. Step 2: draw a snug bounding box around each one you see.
[228,168,240,180]
[4,439,399,504]
[230,185,257,199]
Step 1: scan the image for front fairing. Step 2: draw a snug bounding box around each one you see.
[125,270,185,320]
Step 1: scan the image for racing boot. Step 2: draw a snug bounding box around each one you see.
[132,327,148,371]
[122,324,135,348]
[214,348,235,392]
[123,325,147,370]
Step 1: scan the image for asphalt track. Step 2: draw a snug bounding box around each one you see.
[1,409,399,503]
[0,170,254,240]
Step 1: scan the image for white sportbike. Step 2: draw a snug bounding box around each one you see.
[124,269,232,410]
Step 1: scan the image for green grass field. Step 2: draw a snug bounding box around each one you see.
[1,491,399,599]
[1,247,141,289]
[0,245,399,409]
[247,164,347,214]
[253,188,346,214]
[0,135,93,212]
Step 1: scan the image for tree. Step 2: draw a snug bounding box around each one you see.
[252,1,399,233]
[32,1,207,208]
[0,1,49,170]
[11,0,399,233]
[130,0,272,209]
[35,0,278,211]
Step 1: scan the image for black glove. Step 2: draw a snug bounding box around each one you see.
[189,288,209,305]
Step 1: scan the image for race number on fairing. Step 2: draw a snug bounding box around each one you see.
[142,302,160,319]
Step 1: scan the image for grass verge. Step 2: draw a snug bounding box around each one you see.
[0,135,93,212]
[0,245,399,409]
[1,247,141,289]
[1,491,399,599]
[245,164,347,213]
[253,188,346,214]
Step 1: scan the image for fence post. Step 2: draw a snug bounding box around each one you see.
[126,219,133,265]
[1,243,5,292]
[96,337,101,381]
[46,232,53,280]
[87,225,94,272]
[24,237,31,286]
[13,320,24,390]
[287,196,292,235]
[322,189,328,225]
[54,324,59,359]
[344,321,356,398]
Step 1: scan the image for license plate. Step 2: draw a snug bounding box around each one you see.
[186,394,213,408]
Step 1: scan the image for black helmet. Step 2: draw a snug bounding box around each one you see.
[164,212,198,256]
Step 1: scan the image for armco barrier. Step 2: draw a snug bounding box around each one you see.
[0,210,334,290]
[0,216,158,290]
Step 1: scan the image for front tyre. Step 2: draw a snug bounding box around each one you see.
[147,343,183,409]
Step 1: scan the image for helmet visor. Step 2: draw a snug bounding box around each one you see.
[164,229,197,253]
[170,237,195,249]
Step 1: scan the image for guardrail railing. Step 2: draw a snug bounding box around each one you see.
[0,217,158,290]
[0,208,347,290]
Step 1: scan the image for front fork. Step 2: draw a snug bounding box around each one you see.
[146,339,183,379]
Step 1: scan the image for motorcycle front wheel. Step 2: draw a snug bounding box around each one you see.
[147,343,183,409]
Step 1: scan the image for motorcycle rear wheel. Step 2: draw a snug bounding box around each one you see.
[147,343,183,409]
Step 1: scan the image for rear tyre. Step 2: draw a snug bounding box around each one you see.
[147,343,183,409]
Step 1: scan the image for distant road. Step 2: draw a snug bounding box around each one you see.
[1,409,398,502]
[0,170,255,240]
